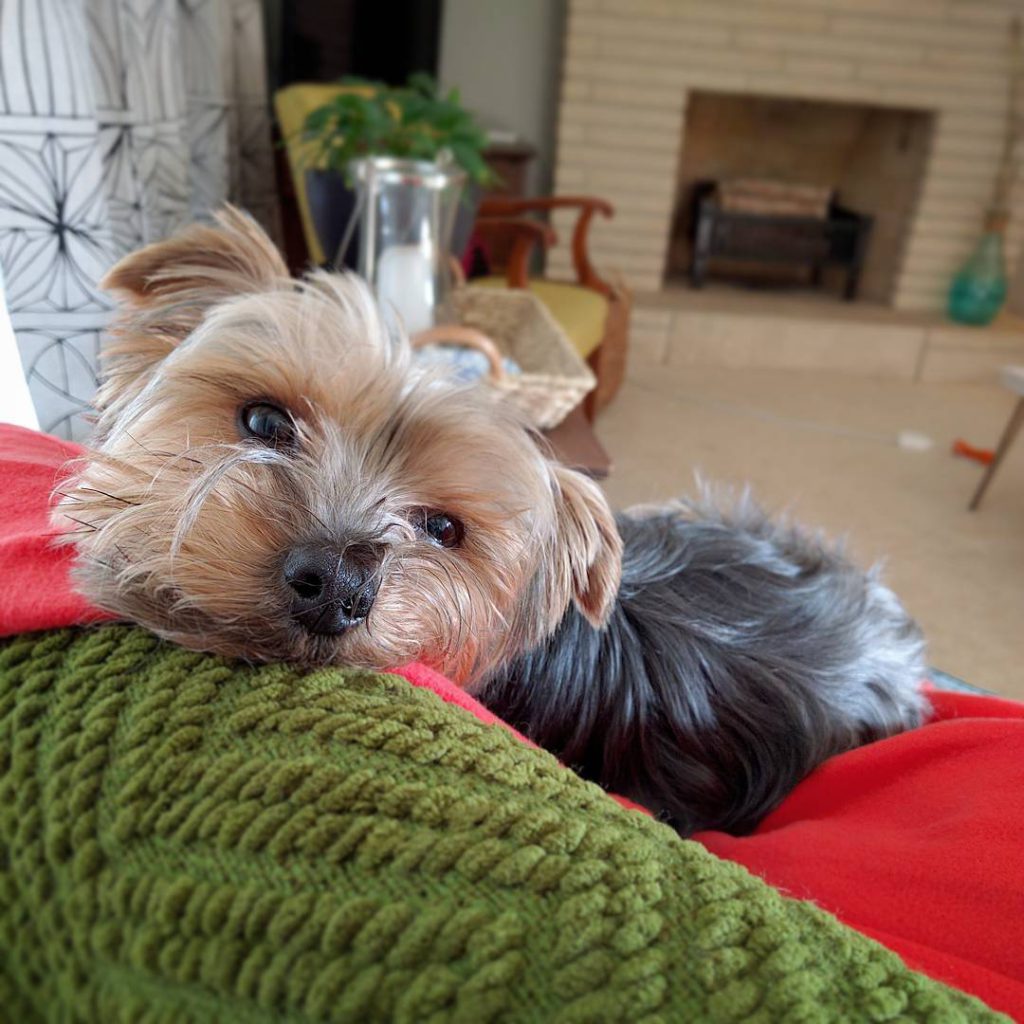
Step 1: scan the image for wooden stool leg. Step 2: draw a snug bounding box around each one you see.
[969,397,1024,511]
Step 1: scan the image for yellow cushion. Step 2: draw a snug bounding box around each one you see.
[475,278,609,359]
[273,83,377,265]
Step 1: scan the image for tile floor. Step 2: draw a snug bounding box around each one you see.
[595,361,1024,700]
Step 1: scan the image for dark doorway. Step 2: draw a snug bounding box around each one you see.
[272,0,442,91]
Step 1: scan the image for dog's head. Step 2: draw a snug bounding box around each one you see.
[55,208,622,682]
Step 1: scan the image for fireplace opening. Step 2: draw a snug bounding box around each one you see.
[665,92,936,305]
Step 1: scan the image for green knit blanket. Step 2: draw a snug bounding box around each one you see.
[0,625,1005,1023]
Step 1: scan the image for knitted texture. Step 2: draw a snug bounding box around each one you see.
[0,626,1006,1024]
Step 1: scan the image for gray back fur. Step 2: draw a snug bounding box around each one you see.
[478,490,927,835]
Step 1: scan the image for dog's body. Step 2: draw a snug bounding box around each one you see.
[479,498,925,834]
[56,209,927,836]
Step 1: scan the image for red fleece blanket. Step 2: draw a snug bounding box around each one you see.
[4,423,1023,1019]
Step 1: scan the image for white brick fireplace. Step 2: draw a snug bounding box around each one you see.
[549,0,1024,315]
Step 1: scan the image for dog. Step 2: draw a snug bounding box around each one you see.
[55,208,927,836]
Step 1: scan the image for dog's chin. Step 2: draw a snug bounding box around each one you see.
[165,618,406,671]
[136,602,432,673]
[77,564,452,673]
[287,627,422,672]
[256,627,375,670]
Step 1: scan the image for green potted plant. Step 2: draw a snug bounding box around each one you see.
[299,74,494,268]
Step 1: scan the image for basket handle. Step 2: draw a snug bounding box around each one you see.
[410,325,505,382]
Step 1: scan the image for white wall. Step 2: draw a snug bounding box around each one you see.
[438,0,566,195]
[0,267,39,432]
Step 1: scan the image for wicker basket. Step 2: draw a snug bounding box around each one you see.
[412,286,595,430]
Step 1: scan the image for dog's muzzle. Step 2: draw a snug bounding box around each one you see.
[283,542,381,635]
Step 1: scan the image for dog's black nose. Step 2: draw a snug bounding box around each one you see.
[284,543,380,636]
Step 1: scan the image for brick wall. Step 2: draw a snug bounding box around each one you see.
[550,0,1023,311]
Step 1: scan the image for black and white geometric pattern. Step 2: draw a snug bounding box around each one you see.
[0,0,278,440]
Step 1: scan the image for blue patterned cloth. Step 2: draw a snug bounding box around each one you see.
[414,343,522,382]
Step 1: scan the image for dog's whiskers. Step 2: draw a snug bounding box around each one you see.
[75,486,139,506]
[61,515,100,533]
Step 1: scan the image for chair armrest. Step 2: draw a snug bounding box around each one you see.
[478,196,615,218]
[477,196,615,296]
[473,217,557,288]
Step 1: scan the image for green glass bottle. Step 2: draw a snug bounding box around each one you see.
[948,215,1008,327]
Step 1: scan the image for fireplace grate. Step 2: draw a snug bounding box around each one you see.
[688,181,874,301]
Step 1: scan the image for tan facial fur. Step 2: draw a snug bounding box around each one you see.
[55,208,622,684]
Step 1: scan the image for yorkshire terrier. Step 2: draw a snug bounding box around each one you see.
[56,209,927,836]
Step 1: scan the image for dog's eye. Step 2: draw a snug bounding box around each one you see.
[240,402,296,449]
[418,511,464,548]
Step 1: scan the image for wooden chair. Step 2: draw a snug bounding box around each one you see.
[273,82,382,269]
[471,196,631,419]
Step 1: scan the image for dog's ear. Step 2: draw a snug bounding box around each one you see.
[549,464,623,627]
[95,207,288,423]
[102,205,287,315]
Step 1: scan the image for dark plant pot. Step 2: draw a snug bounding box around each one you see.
[305,168,360,270]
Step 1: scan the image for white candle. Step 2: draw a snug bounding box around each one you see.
[375,244,435,335]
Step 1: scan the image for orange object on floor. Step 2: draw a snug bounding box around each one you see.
[953,438,995,465]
